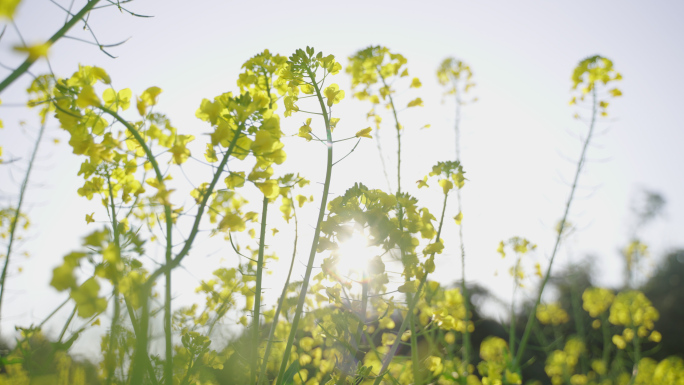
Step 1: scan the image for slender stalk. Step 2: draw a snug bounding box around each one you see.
[601,313,611,368]
[130,125,240,381]
[106,175,122,385]
[0,121,47,338]
[164,249,172,385]
[275,66,334,385]
[377,71,421,383]
[453,91,471,368]
[124,297,160,385]
[374,130,393,191]
[106,289,121,384]
[513,87,599,367]
[108,108,240,383]
[207,291,235,337]
[363,327,400,384]
[252,76,276,385]
[257,192,300,385]
[38,297,70,328]
[377,74,402,194]
[509,279,518,355]
[409,308,421,384]
[454,94,462,161]
[0,0,101,93]
[98,107,237,382]
[570,287,588,373]
[630,326,641,383]
[373,192,450,385]
[99,106,174,385]
[250,196,269,384]
[57,306,78,343]
[178,357,196,385]
[355,272,369,349]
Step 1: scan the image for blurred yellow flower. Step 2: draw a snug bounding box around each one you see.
[536,303,569,325]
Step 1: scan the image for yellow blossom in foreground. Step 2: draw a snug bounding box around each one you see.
[0,0,22,18]
[536,303,569,325]
[13,42,51,60]
[608,290,659,330]
[582,287,614,317]
[653,356,684,384]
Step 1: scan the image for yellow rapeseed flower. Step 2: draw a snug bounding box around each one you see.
[608,290,659,330]
[536,303,569,325]
[582,287,615,317]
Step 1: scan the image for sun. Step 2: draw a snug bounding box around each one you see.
[334,230,383,281]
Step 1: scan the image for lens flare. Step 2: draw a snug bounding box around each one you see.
[334,231,382,281]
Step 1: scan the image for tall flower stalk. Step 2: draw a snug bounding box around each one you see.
[513,55,623,369]
[437,57,476,369]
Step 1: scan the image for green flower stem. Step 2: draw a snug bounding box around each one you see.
[377,73,402,194]
[452,92,471,368]
[356,273,369,350]
[453,92,462,160]
[378,71,421,384]
[164,252,172,385]
[37,297,70,329]
[207,291,235,337]
[133,125,240,382]
[0,120,46,338]
[509,281,518,355]
[363,328,400,384]
[409,309,421,384]
[252,78,276,385]
[250,196,269,385]
[374,129,393,191]
[532,322,550,354]
[0,0,101,93]
[570,288,588,373]
[513,86,599,368]
[553,327,563,351]
[372,275,423,385]
[276,66,334,385]
[257,191,300,385]
[106,175,122,385]
[178,357,197,385]
[124,297,159,385]
[601,313,611,369]
[99,106,174,384]
[102,106,242,384]
[630,326,641,384]
[57,305,78,344]
[373,191,450,385]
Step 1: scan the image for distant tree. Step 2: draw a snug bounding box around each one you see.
[640,249,684,360]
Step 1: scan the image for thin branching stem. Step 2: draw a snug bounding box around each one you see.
[98,105,175,385]
[373,191,450,385]
[513,87,599,368]
[374,129,393,191]
[57,305,78,343]
[106,174,122,385]
[378,70,421,383]
[0,0,101,93]
[452,91,472,367]
[0,120,47,337]
[38,297,70,329]
[257,191,300,385]
[250,196,269,384]
[276,65,334,385]
[122,297,159,385]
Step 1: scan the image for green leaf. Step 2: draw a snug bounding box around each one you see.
[281,361,300,385]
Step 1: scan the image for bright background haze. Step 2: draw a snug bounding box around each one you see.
[1,0,683,357]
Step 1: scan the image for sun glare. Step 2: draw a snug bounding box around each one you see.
[334,231,383,280]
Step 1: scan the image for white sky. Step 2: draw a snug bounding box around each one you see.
[1,0,683,358]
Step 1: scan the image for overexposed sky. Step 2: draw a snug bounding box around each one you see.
[1,0,683,356]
